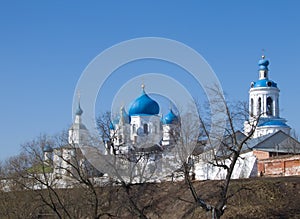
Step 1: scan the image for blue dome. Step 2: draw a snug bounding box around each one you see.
[162,109,178,124]
[76,103,83,116]
[258,120,288,127]
[258,57,269,70]
[129,89,159,116]
[43,145,53,152]
[110,118,120,130]
[252,79,277,88]
[109,122,115,130]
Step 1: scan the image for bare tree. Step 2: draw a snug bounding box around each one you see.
[172,90,259,219]
[2,132,116,219]
[95,112,163,219]
[97,111,117,154]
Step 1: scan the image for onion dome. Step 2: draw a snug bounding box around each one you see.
[110,118,119,130]
[76,103,83,116]
[70,99,87,130]
[128,85,160,116]
[162,109,178,124]
[251,55,277,88]
[258,55,269,71]
[109,122,115,130]
[43,145,53,152]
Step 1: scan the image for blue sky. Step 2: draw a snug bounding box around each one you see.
[0,1,299,160]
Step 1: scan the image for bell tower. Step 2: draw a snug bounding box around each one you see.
[244,55,290,138]
[248,55,280,119]
[68,97,89,145]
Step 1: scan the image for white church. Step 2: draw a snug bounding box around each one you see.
[106,83,179,156]
[43,55,300,181]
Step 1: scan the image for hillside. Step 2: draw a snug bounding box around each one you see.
[1,176,300,218]
[162,176,300,219]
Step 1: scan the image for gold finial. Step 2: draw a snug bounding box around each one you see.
[262,49,265,59]
[141,76,145,91]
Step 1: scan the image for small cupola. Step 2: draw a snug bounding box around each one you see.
[162,109,178,125]
[258,55,269,80]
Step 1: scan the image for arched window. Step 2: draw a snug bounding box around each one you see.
[258,97,261,115]
[250,98,254,116]
[132,124,136,133]
[267,97,273,116]
[143,124,148,134]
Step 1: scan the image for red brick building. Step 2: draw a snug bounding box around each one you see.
[257,155,300,177]
[247,131,300,177]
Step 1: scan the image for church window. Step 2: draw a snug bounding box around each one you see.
[132,124,136,133]
[267,97,273,116]
[143,124,148,134]
[134,136,137,143]
[250,98,254,116]
[267,81,272,87]
[258,97,261,115]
